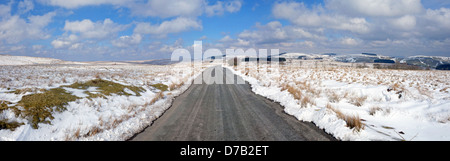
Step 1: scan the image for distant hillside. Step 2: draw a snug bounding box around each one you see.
[0,55,66,65]
[334,54,393,63]
[401,56,450,69]
[124,59,181,65]
[333,53,450,69]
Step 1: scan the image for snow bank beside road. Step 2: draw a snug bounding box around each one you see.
[225,62,450,141]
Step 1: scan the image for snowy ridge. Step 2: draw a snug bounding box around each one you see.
[0,55,66,65]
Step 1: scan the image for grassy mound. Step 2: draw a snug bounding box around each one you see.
[150,83,168,92]
[64,79,145,98]
[1,79,147,130]
[16,88,80,129]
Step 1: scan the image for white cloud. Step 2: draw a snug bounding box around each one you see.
[32,45,43,50]
[111,34,142,48]
[18,0,34,14]
[340,37,361,46]
[51,34,78,49]
[238,21,289,44]
[63,18,127,39]
[272,2,370,34]
[134,17,202,37]
[38,0,131,9]
[219,35,233,43]
[390,15,417,30]
[0,12,56,44]
[39,0,242,19]
[129,0,204,18]
[0,3,11,17]
[325,0,423,17]
[272,2,321,26]
[158,38,184,53]
[205,0,242,16]
[29,11,57,28]
[236,21,327,48]
[423,8,450,31]
[51,39,71,49]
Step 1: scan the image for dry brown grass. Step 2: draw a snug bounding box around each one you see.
[145,92,164,106]
[300,96,313,108]
[74,128,81,139]
[350,95,367,107]
[169,80,186,91]
[85,126,103,137]
[368,106,382,115]
[281,83,302,100]
[281,82,316,108]
[327,103,364,132]
[327,90,341,103]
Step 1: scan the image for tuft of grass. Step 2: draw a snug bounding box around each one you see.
[350,95,367,107]
[327,90,341,103]
[1,96,22,131]
[168,79,186,91]
[16,88,80,129]
[281,83,315,108]
[0,101,21,118]
[0,101,11,112]
[300,95,314,108]
[65,79,145,98]
[0,119,24,131]
[85,126,103,137]
[369,106,382,115]
[326,103,364,132]
[285,84,303,100]
[151,83,169,92]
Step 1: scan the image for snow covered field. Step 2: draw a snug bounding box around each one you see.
[226,60,450,141]
[1,55,448,141]
[0,62,209,140]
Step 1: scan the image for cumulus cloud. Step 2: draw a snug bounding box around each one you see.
[130,0,242,18]
[158,38,184,54]
[111,34,142,48]
[134,17,202,37]
[0,11,56,44]
[38,0,132,9]
[325,0,423,17]
[390,15,417,30]
[129,0,204,18]
[205,0,242,16]
[63,18,127,39]
[236,21,327,47]
[0,3,11,17]
[340,37,361,46]
[272,2,370,34]
[219,35,234,43]
[422,8,450,31]
[18,0,34,14]
[51,34,79,49]
[39,0,242,19]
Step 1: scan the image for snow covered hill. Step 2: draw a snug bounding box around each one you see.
[0,55,66,65]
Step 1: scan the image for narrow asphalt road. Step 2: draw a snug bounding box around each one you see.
[130,66,336,141]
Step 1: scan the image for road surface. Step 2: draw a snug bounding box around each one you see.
[130,66,336,141]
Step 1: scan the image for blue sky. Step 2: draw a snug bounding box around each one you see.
[0,0,450,61]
